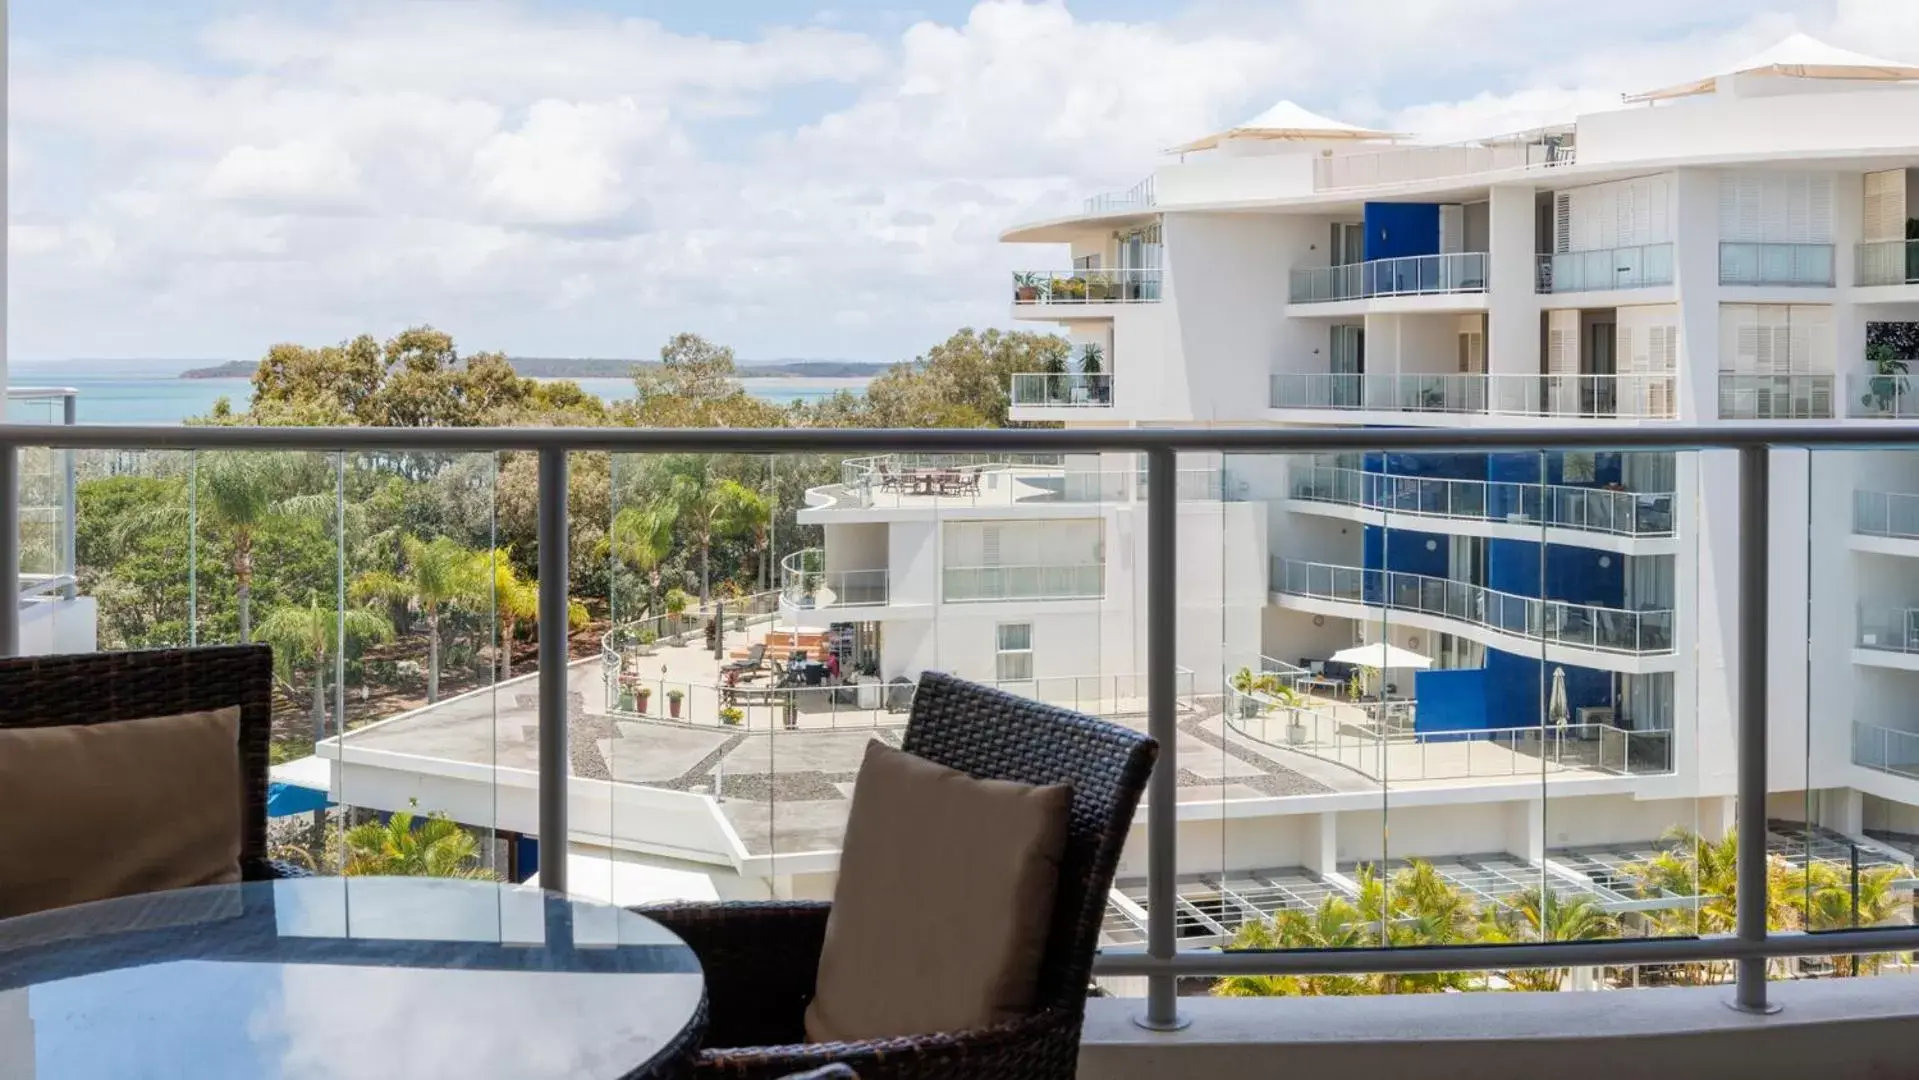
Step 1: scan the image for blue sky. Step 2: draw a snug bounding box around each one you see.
[7,0,1910,365]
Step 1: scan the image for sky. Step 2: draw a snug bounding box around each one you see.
[8,0,1918,364]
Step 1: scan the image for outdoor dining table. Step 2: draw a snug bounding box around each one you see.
[0,876,706,1079]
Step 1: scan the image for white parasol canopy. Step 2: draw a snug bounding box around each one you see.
[1328,642,1433,670]
[1166,100,1404,154]
[1625,33,1919,103]
[1548,666,1571,727]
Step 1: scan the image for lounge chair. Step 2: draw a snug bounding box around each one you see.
[723,644,769,682]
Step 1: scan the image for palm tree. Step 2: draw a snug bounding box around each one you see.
[1215,895,1373,998]
[1623,827,1797,985]
[254,590,394,740]
[606,501,676,616]
[1479,887,1617,991]
[1789,859,1907,975]
[474,547,588,681]
[339,806,495,879]
[116,453,296,641]
[353,534,483,703]
[661,457,769,605]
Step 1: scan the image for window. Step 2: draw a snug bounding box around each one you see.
[996,623,1034,682]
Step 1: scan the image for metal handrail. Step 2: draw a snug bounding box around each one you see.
[1011,372,1114,407]
[1852,489,1919,540]
[1718,241,1835,286]
[1288,252,1488,303]
[942,562,1104,603]
[1273,558,1676,656]
[1856,238,1919,287]
[1012,268,1163,304]
[1852,719,1919,780]
[1536,242,1674,293]
[779,548,889,609]
[1270,372,1679,419]
[3,422,1917,1022]
[1291,464,1677,538]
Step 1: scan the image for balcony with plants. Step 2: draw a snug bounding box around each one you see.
[1011,343,1112,409]
[1010,268,1162,306]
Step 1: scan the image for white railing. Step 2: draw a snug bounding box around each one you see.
[1853,490,1919,540]
[996,666,1194,717]
[1717,373,1834,419]
[1273,558,1676,656]
[1853,720,1919,780]
[1011,372,1114,408]
[1857,239,1919,287]
[1719,242,1835,287]
[1270,372,1678,420]
[1012,268,1163,304]
[1857,607,1919,653]
[1289,252,1488,303]
[1536,243,1674,293]
[1847,370,1919,419]
[779,548,889,610]
[943,562,1104,603]
[1313,136,1573,190]
[834,453,1223,508]
[1083,176,1156,215]
[1228,696,1673,781]
[1291,463,1677,538]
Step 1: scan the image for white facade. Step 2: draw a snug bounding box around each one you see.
[804,41,1919,884]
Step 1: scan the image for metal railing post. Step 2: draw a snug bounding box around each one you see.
[537,447,570,894]
[61,392,76,600]
[1137,446,1186,1031]
[1732,444,1779,1014]
[0,445,17,656]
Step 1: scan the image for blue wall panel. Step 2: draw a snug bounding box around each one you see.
[1362,202,1440,261]
[1482,651,1616,729]
[1364,525,1449,577]
[1412,667,1490,736]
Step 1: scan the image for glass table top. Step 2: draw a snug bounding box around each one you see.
[0,876,704,1079]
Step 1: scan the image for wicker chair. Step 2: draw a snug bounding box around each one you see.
[0,645,310,884]
[641,670,1158,1080]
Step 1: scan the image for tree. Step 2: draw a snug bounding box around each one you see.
[354,534,484,703]
[474,547,588,681]
[339,805,496,879]
[660,456,769,605]
[1478,887,1617,991]
[1215,895,1373,998]
[625,333,786,429]
[255,591,394,740]
[855,327,1070,428]
[605,501,677,617]
[1789,859,1906,975]
[1623,827,1798,985]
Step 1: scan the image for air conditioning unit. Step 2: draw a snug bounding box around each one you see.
[1577,706,1615,726]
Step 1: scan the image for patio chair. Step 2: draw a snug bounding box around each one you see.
[638,671,1157,1080]
[0,646,309,918]
[724,643,770,682]
[875,462,902,494]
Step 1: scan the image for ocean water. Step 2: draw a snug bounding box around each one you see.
[8,365,868,425]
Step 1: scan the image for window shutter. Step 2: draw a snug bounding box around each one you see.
[1439,205,1464,254]
[1547,310,1580,374]
[1864,170,1908,241]
[1554,192,1572,253]
[982,525,1002,566]
[1789,305,1833,373]
[1722,305,1757,375]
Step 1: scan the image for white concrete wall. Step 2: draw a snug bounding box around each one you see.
[20,596,97,656]
[1162,212,1320,421]
[886,521,938,607]
[822,523,886,575]
[1576,88,1919,165]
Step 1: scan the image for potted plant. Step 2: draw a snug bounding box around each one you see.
[663,589,691,643]
[635,628,659,657]
[636,686,652,714]
[1860,340,1910,415]
[1078,342,1106,404]
[1013,271,1041,303]
[719,705,743,726]
[1229,667,1263,718]
[667,688,684,719]
[618,685,635,712]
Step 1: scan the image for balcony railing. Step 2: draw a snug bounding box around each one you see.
[1288,252,1488,304]
[779,548,889,610]
[1846,370,1919,418]
[1717,373,1834,419]
[832,453,1223,509]
[1855,239,1919,287]
[1273,558,1675,656]
[1853,490,1919,541]
[1536,243,1674,293]
[1313,135,1573,190]
[6,422,1915,1025]
[8,388,77,600]
[1083,176,1156,216]
[1010,372,1113,408]
[1718,242,1835,286]
[1228,695,1673,781]
[1291,464,1676,538]
[1269,372,1678,419]
[1012,269,1162,305]
[942,562,1104,603]
[1857,606,1919,653]
[1853,720,1919,780]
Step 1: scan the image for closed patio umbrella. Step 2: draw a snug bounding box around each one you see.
[1549,666,1570,728]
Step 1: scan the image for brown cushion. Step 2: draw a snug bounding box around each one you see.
[804,741,1072,1043]
[0,706,245,919]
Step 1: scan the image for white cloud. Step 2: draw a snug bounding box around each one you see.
[9,0,1919,363]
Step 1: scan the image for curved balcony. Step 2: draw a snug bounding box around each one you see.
[1011,268,1162,305]
[1272,558,1675,657]
[1290,464,1676,539]
[779,548,888,611]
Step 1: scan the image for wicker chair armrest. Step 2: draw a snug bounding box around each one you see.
[636,900,832,1049]
[696,1004,1079,1080]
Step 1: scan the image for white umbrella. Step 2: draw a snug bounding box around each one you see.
[1328,642,1433,670]
[1549,666,1570,728]
[1165,100,1405,154]
[1624,33,1919,103]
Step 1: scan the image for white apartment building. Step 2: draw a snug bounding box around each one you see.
[787,34,1919,916]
